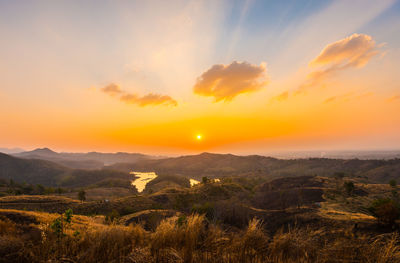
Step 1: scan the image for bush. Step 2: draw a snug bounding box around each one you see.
[191,202,214,220]
[78,189,86,202]
[369,198,400,225]
[343,181,355,196]
[105,209,120,224]
[390,179,397,188]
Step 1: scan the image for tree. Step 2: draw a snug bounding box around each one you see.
[202,176,209,184]
[369,198,400,225]
[390,179,397,188]
[36,184,45,195]
[333,172,345,180]
[192,202,214,220]
[78,189,86,203]
[51,209,74,259]
[56,187,65,195]
[105,209,120,224]
[22,184,34,195]
[9,179,15,187]
[343,181,355,196]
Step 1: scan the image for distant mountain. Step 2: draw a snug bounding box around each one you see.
[108,152,284,177]
[108,152,400,183]
[3,150,400,187]
[0,152,67,185]
[266,150,400,160]
[0,152,134,187]
[14,148,160,169]
[0,147,25,154]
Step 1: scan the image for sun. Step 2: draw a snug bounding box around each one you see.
[196,134,202,140]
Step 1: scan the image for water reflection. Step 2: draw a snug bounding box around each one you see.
[130,172,158,192]
[190,178,200,187]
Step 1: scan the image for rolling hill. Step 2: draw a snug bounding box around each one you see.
[108,152,400,183]
[13,148,159,169]
[0,152,133,187]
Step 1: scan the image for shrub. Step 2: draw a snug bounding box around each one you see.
[105,209,120,224]
[239,218,268,261]
[369,198,400,225]
[191,202,214,220]
[78,225,136,263]
[78,189,86,202]
[202,176,209,184]
[390,179,397,188]
[343,181,355,196]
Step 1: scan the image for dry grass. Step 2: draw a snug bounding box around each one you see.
[2,208,400,262]
[61,187,134,201]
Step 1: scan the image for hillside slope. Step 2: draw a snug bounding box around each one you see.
[13,148,158,169]
[0,153,133,187]
[108,152,400,183]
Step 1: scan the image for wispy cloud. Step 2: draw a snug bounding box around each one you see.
[269,91,289,103]
[310,33,380,68]
[323,92,354,104]
[120,93,177,107]
[101,83,122,96]
[101,83,177,107]
[298,33,382,94]
[193,61,268,102]
[323,92,374,104]
[387,95,400,102]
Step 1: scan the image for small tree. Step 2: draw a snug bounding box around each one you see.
[51,209,73,259]
[36,184,45,195]
[202,176,209,184]
[78,189,86,203]
[343,181,355,196]
[390,179,397,188]
[369,198,400,226]
[192,202,215,220]
[105,209,120,224]
[56,187,65,195]
[333,172,345,180]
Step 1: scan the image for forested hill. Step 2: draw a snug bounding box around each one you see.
[108,152,400,183]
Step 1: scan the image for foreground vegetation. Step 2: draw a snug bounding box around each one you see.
[2,209,400,263]
[2,176,400,262]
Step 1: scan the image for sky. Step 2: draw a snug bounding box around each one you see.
[0,0,400,155]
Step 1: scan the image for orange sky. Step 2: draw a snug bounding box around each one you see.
[0,0,400,155]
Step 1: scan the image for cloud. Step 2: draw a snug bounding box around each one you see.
[101,83,122,96]
[323,92,373,104]
[298,34,381,94]
[269,91,289,103]
[323,92,353,104]
[387,95,400,102]
[101,83,177,107]
[310,34,380,68]
[120,93,177,107]
[193,61,268,102]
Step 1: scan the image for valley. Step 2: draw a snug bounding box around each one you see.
[1,149,400,262]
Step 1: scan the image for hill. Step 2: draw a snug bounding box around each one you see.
[0,152,67,185]
[0,153,134,188]
[13,148,160,169]
[108,152,400,183]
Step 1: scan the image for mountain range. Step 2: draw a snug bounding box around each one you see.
[1,150,400,188]
[12,148,158,169]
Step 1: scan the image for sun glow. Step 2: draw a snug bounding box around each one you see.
[196,134,202,140]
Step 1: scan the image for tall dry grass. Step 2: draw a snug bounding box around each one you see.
[2,213,400,263]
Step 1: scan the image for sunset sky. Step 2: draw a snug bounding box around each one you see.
[1,0,400,155]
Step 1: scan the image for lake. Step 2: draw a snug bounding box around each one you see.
[131,171,205,192]
[130,172,158,192]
